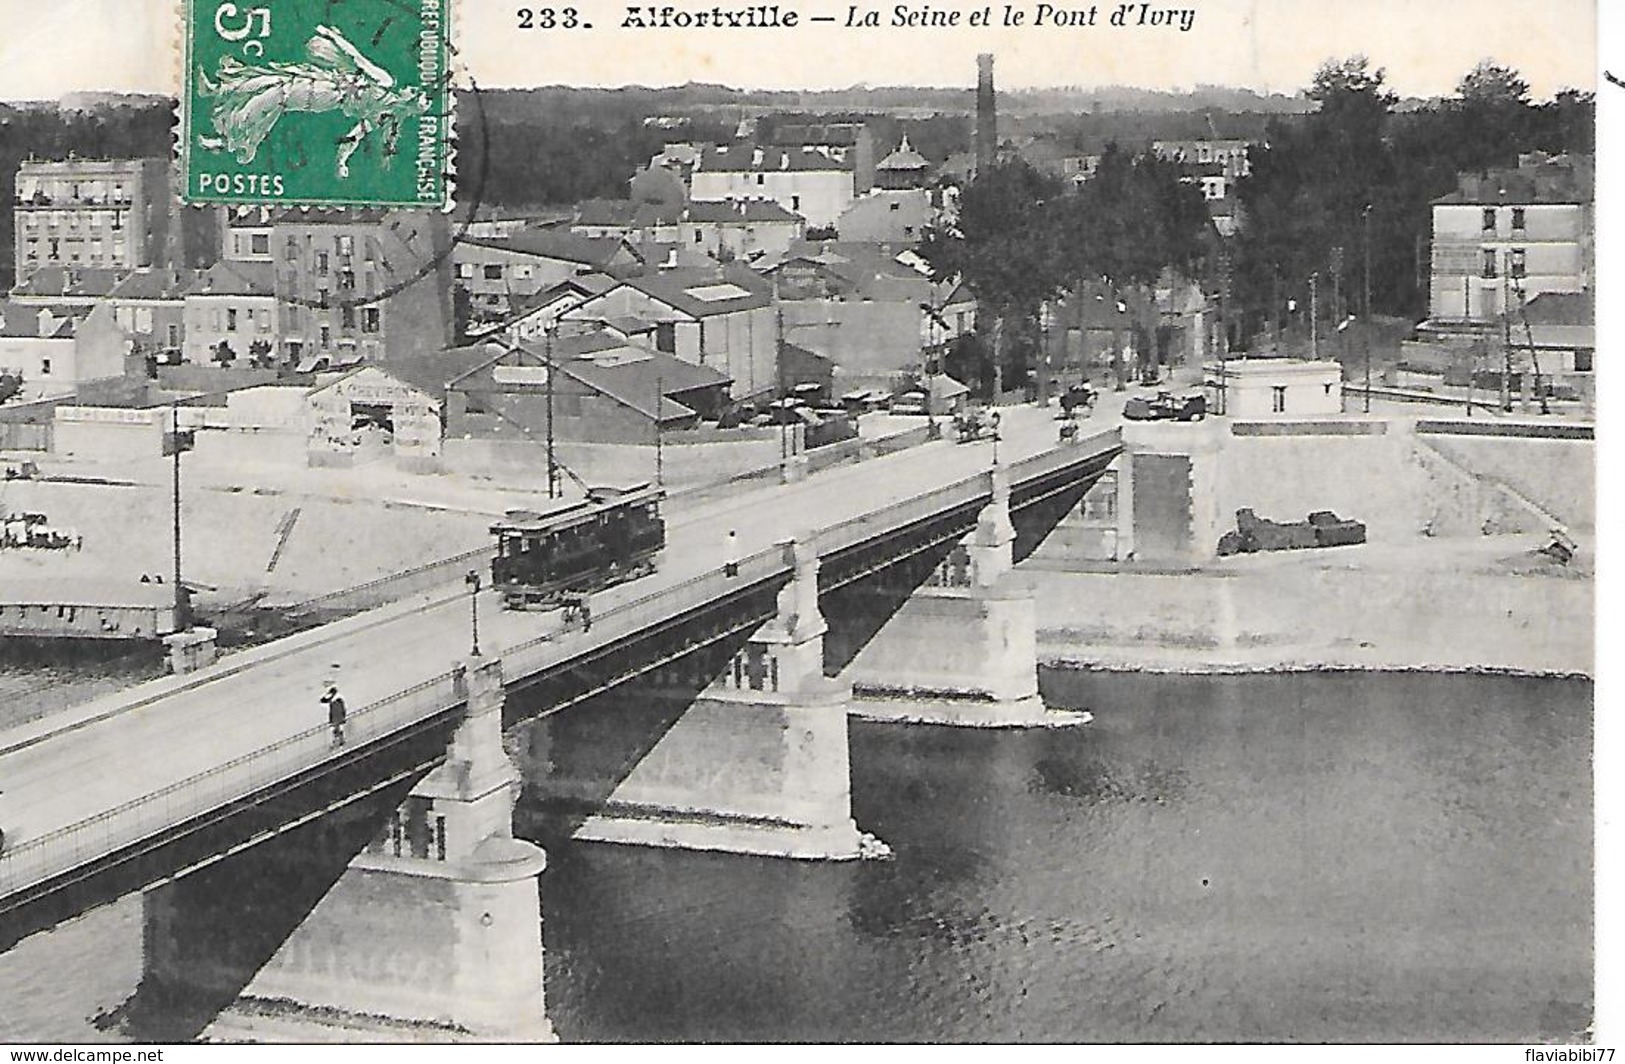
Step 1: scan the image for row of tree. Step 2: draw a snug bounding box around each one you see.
[918,148,1214,397]
[922,56,1594,391]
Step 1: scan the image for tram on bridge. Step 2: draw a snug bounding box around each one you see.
[490,483,666,610]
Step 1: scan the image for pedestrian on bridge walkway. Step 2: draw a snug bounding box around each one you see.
[323,686,347,748]
[724,529,740,578]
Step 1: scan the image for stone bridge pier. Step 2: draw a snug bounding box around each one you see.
[568,537,874,860]
[143,657,554,1043]
[842,467,1052,726]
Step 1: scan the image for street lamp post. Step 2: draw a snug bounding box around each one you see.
[465,570,482,657]
[990,410,1001,466]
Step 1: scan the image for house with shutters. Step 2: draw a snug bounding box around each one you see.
[690,145,856,230]
[182,261,278,367]
[1425,153,1593,329]
[452,231,645,318]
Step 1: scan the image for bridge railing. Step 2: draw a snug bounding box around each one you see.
[818,470,989,557]
[501,546,792,682]
[1006,427,1121,483]
[0,669,463,898]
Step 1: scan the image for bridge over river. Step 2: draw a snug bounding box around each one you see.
[0,410,1120,1038]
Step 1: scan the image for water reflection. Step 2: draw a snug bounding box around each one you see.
[0,670,1593,1044]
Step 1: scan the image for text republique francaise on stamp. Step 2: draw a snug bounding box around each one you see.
[181,0,452,209]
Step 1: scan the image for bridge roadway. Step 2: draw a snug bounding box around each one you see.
[0,408,1120,913]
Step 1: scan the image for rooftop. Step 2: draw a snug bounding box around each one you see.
[700,145,854,173]
[185,261,276,298]
[0,300,76,339]
[614,266,774,317]
[1522,290,1593,327]
[462,231,642,270]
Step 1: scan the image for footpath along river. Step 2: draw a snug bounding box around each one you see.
[0,666,1592,1043]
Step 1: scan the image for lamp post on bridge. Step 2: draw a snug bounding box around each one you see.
[465,569,482,657]
[990,410,1002,466]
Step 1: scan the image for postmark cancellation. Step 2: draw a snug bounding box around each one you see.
[180,0,453,209]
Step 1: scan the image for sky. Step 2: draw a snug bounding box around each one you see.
[0,0,1599,101]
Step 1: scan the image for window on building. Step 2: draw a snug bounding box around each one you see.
[286,236,299,261]
[250,233,270,255]
[1481,250,1498,279]
[286,340,303,359]
[791,195,801,211]
[337,235,354,257]
[1271,385,1286,413]
[694,228,704,244]
[655,322,676,353]
[1481,207,1497,232]
[341,305,356,329]
[457,262,474,279]
[889,201,900,211]
[362,307,381,333]
[1510,248,1526,279]
[483,264,503,280]
[1575,349,1593,373]
[111,212,122,231]
[316,251,329,275]
[40,359,50,376]
[1511,207,1526,232]
[339,269,356,290]
[756,174,765,186]
[226,308,238,332]
[319,325,331,348]
[167,323,180,346]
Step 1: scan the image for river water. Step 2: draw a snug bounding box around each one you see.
[0,668,1593,1044]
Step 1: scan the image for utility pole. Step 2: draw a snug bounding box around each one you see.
[1362,205,1373,414]
[1309,272,1319,361]
[545,327,557,497]
[171,403,185,627]
[1500,249,1513,412]
[654,374,664,486]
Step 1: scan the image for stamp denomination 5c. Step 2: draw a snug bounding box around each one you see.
[181,0,452,208]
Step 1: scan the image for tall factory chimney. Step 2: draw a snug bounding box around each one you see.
[975,53,997,176]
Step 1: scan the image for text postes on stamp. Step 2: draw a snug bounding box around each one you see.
[182,0,452,209]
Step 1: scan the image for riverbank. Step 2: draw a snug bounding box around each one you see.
[1025,534,1593,679]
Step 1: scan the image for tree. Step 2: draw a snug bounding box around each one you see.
[919,159,1065,401]
[1458,60,1530,107]
[451,284,475,345]
[1051,145,1213,384]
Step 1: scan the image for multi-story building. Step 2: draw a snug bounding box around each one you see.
[690,146,856,230]
[452,232,644,318]
[219,206,276,264]
[1426,153,1593,326]
[13,158,170,284]
[769,242,973,391]
[272,208,453,369]
[1150,139,1253,181]
[561,265,777,401]
[182,261,278,366]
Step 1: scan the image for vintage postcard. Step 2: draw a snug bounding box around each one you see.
[0,0,1608,1052]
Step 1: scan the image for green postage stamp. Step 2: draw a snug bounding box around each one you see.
[181,0,452,208]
